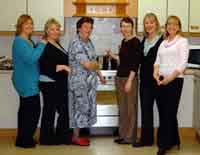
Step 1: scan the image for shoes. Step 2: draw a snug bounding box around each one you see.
[15,139,37,148]
[132,141,153,147]
[118,139,131,144]
[157,148,167,155]
[114,138,123,143]
[40,140,60,145]
[72,137,90,146]
[157,144,180,155]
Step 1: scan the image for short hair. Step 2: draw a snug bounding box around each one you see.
[43,18,61,39]
[76,17,94,34]
[120,17,134,28]
[165,15,182,38]
[143,13,161,37]
[15,14,33,36]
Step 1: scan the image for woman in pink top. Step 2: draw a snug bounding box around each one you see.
[153,16,189,155]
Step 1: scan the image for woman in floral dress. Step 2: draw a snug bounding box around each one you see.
[68,17,105,146]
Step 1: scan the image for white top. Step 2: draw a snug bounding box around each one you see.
[154,35,189,77]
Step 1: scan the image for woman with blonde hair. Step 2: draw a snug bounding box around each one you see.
[39,18,71,145]
[153,15,189,155]
[12,14,46,148]
[133,13,163,147]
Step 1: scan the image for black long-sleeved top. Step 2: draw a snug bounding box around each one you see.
[117,37,142,77]
[39,42,68,83]
[140,36,163,87]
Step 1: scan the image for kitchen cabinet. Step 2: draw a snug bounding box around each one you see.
[189,0,200,33]
[0,0,64,32]
[138,0,190,33]
[138,0,167,32]
[0,72,18,128]
[0,0,26,31]
[167,0,189,32]
[28,0,64,31]
[193,75,200,142]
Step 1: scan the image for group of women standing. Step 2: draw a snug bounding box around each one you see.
[12,12,189,155]
[107,14,189,155]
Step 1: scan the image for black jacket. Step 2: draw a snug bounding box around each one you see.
[39,42,68,83]
[140,36,163,87]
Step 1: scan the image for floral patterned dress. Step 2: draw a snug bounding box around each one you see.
[68,35,98,128]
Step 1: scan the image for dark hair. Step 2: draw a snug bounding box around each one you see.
[76,17,94,34]
[120,17,134,28]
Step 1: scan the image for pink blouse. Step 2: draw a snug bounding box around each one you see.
[154,35,189,77]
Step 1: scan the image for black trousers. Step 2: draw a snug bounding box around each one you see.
[16,94,41,144]
[139,84,158,144]
[39,82,70,143]
[157,78,183,149]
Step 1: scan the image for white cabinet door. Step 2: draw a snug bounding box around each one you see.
[0,0,26,31]
[168,0,189,32]
[27,0,64,31]
[189,0,200,32]
[138,0,167,32]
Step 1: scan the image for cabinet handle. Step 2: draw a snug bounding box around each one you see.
[190,25,200,30]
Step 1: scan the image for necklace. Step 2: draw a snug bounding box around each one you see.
[164,35,179,48]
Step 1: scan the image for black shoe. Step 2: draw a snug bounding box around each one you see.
[157,148,167,155]
[118,139,131,144]
[114,138,123,143]
[15,139,36,148]
[40,139,60,145]
[57,139,71,145]
[132,141,153,147]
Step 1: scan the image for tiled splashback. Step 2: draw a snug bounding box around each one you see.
[1,17,200,57]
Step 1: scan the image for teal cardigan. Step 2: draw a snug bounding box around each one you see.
[12,36,45,97]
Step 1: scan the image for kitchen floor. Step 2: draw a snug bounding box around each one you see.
[0,134,200,155]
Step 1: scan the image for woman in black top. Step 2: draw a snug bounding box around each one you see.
[39,18,71,145]
[133,13,163,147]
[108,17,142,144]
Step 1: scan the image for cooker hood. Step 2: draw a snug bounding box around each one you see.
[72,0,129,17]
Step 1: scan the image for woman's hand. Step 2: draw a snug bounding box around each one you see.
[99,76,106,84]
[153,65,161,85]
[153,72,161,85]
[159,76,171,85]
[124,80,132,93]
[56,65,71,74]
[106,49,119,64]
[41,39,47,44]
[80,61,99,71]
[159,70,181,86]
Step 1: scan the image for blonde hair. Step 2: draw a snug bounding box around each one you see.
[15,14,33,36]
[143,13,161,37]
[43,18,61,39]
[165,15,182,38]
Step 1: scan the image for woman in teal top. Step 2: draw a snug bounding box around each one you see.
[12,14,46,148]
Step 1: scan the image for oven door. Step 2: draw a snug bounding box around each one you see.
[93,70,119,129]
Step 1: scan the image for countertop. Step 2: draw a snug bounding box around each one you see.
[184,68,200,77]
[0,70,12,74]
